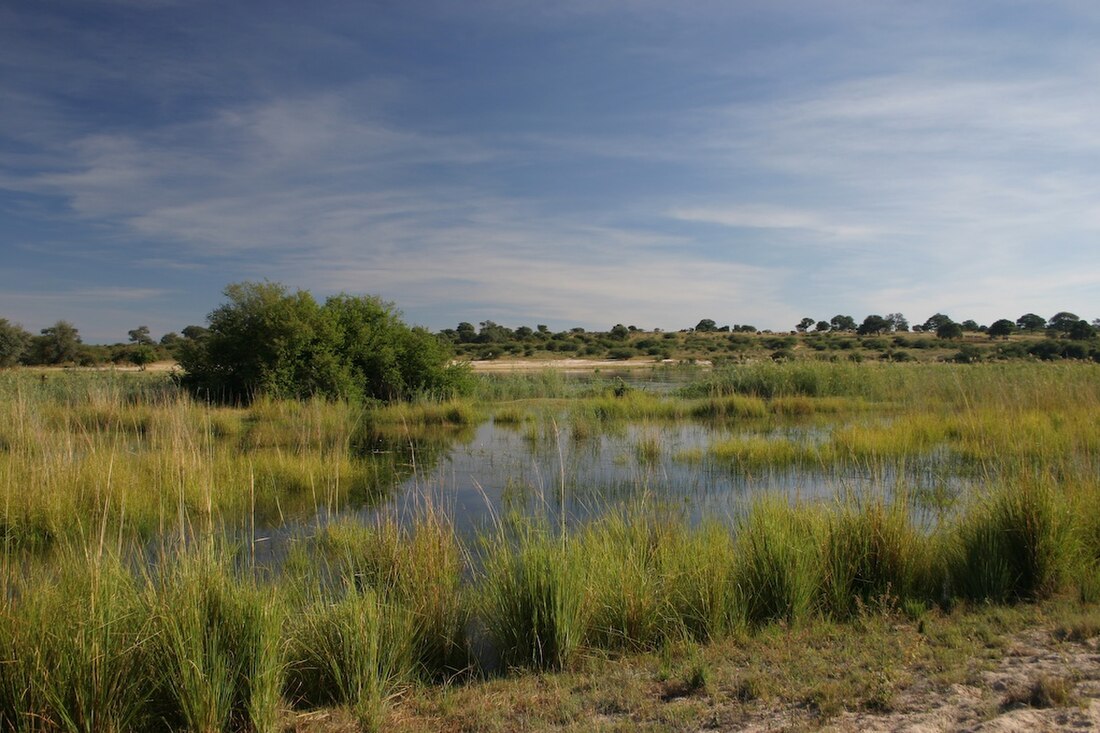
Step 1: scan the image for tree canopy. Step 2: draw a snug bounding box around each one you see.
[178,282,469,403]
[0,319,32,368]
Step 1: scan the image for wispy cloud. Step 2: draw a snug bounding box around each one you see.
[669,205,880,240]
[3,0,1100,334]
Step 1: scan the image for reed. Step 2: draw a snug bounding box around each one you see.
[821,495,937,618]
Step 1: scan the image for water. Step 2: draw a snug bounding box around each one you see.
[262,411,974,546]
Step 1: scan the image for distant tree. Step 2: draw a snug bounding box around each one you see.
[885,313,909,332]
[1016,313,1046,332]
[477,321,513,343]
[857,315,891,336]
[159,332,182,347]
[732,324,758,333]
[960,319,981,332]
[127,325,154,345]
[796,317,815,333]
[1047,311,1082,335]
[987,319,1016,339]
[695,318,717,332]
[1068,319,1096,340]
[30,321,82,365]
[514,326,534,339]
[829,315,857,332]
[0,319,32,367]
[815,320,830,332]
[181,325,208,341]
[936,321,963,340]
[455,322,477,343]
[537,324,549,335]
[922,313,953,333]
[127,345,157,370]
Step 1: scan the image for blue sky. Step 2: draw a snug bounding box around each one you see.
[3,1,1100,342]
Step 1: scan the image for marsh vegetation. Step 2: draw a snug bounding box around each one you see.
[1,361,1099,730]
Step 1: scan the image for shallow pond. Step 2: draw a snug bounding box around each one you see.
[265,410,973,547]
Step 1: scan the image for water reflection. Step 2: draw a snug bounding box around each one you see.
[269,413,977,543]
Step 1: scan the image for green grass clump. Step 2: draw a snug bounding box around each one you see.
[663,521,741,642]
[571,392,681,422]
[580,513,677,651]
[148,549,284,733]
[950,482,1075,602]
[0,551,155,733]
[478,522,587,671]
[733,498,823,626]
[680,435,817,469]
[822,497,936,619]
[304,516,469,679]
[492,406,527,425]
[286,587,415,731]
[689,395,768,420]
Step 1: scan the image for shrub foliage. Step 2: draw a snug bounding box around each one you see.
[179,282,469,402]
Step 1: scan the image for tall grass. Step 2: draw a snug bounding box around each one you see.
[148,548,284,733]
[950,481,1076,602]
[286,587,414,731]
[733,497,823,626]
[0,550,153,733]
[821,496,937,618]
[477,521,587,671]
[2,364,1100,723]
[298,515,469,679]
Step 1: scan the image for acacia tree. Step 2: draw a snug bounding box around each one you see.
[796,317,815,333]
[31,321,82,364]
[1016,313,1046,332]
[885,313,909,332]
[829,315,856,332]
[936,321,963,340]
[128,325,154,345]
[922,313,953,333]
[857,315,890,335]
[987,319,1016,339]
[1047,312,1082,336]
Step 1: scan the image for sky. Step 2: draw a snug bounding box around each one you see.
[2,0,1100,342]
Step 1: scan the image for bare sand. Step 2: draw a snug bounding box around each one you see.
[466,358,712,372]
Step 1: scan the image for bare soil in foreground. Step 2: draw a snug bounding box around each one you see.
[290,605,1100,733]
[825,627,1100,732]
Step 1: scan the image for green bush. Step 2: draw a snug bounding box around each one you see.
[179,282,470,403]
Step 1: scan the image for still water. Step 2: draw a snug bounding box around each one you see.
[266,410,971,546]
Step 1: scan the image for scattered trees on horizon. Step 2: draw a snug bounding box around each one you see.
[6,298,1100,373]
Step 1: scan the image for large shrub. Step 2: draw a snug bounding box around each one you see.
[179,282,469,402]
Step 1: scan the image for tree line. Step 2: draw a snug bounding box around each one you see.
[3,287,1099,392]
[789,311,1098,340]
